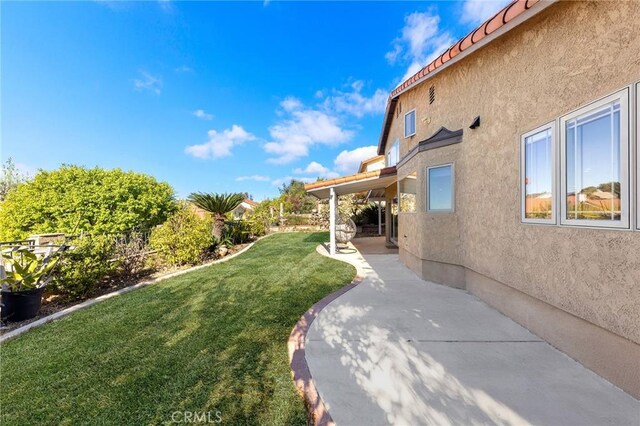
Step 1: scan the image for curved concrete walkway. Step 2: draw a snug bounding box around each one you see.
[306,245,640,425]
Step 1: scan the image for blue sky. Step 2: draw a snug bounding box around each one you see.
[1,0,509,200]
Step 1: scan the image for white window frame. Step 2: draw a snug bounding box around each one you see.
[559,88,630,229]
[404,109,416,138]
[636,82,639,230]
[427,163,455,213]
[520,122,557,224]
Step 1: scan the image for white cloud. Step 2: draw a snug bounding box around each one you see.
[185,125,255,159]
[322,80,387,118]
[461,0,511,25]
[93,0,128,10]
[193,109,213,120]
[334,145,378,174]
[235,175,270,182]
[293,161,340,179]
[133,70,162,94]
[175,65,193,73]
[281,96,303,112]
[271,176,316,187]
[264,99,353,164]
[158,0,173,13]
[387,11,455,85]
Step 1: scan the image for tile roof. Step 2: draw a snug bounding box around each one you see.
[304,166,397,191]
[390,0,541,99]
[243,198,258,207]
[378,0,552,155]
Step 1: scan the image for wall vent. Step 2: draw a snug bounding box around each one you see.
[429,86,435,104]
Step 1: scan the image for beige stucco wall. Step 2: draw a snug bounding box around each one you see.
[384,1,640,346]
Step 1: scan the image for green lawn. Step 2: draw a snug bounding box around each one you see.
[0,233,355,425]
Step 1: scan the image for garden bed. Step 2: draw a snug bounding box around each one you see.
[0,242,252,335]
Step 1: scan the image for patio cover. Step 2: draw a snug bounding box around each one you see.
[304,166,397,255]
[305,166,397,200]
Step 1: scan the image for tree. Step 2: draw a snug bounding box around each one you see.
[0,158,28,201]
[278,179,315,214]
[187,192,245,241]
[338,193,370,219]
[0,165,176,240]
[597,181,621,198]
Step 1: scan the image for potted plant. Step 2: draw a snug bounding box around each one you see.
[0,246,64,322]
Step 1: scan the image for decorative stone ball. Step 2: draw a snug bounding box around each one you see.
[335,215,357,243]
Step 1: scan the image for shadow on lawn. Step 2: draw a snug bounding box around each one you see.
[303,232,329,243]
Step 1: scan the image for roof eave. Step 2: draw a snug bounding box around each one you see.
[376,0,558,156]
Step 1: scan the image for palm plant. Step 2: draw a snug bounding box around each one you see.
[187,192,245,241]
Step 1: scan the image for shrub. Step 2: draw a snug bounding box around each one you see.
[113,231,147,278]
[354,204,384,226]
[51,234,116,299]
[244,202,274,237]
[0,165,176,240]
[283,214,311,226]
[222,221,252,245]
[149,206,213,266]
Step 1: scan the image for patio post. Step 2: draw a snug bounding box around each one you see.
[329,187,337,255]
[377,201,382,235]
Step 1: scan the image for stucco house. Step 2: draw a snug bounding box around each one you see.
[232,198,258,220]
[306,0,639,398]
[357,155,385,174]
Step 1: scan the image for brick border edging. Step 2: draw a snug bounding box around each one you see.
[0,234,272,343]
[287,244,366,426]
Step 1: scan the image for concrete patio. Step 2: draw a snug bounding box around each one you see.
[307,242,640,425]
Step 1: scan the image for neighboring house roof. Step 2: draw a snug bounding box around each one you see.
[590,190,615,200]
[377,0,556,155]
[305,166,397,191]
[358,155,385,174]
[243,198,258,207]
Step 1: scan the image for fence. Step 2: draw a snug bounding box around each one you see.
[0,228,155,268]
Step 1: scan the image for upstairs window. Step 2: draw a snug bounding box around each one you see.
[560,89,629,228]
[404,109,416,138]
[521,123,555,224]
[386,139,399,167]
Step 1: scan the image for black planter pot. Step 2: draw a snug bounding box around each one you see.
[1,287,45,322]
